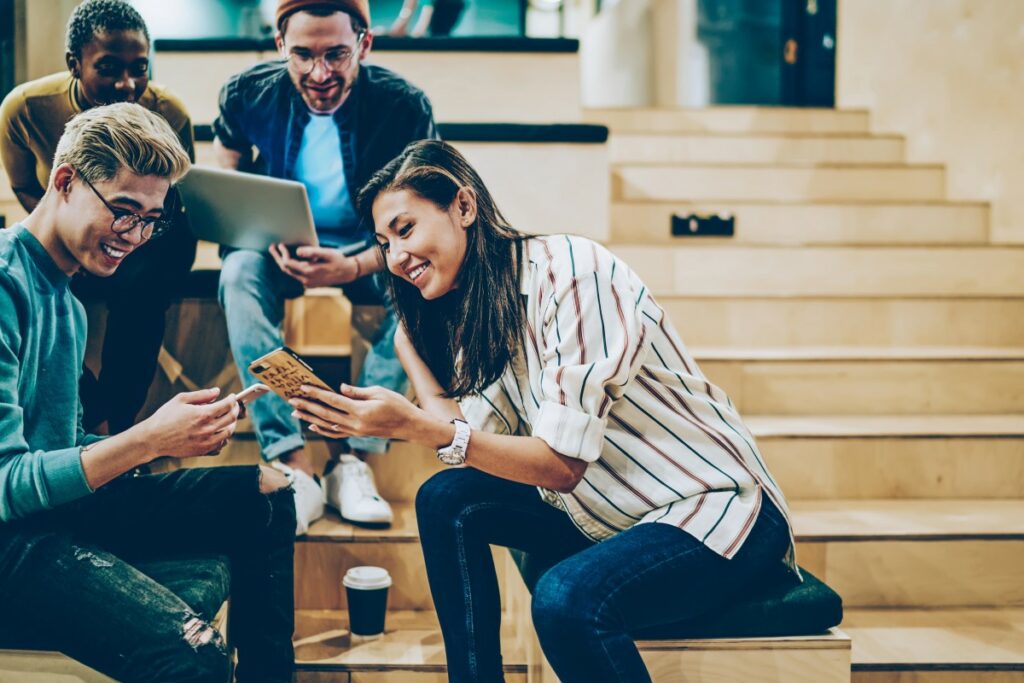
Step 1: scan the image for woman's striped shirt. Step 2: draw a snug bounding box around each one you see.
[458,235,797,571]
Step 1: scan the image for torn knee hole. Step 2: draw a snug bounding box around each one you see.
[182,616,224,650]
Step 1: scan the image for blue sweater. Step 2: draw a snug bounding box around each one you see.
[0,224,97,522]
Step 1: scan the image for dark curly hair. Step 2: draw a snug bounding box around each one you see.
[66,0,150,58]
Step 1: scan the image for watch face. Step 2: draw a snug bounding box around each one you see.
[438,448,466,466]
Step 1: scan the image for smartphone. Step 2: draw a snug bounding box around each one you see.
[247,347,333,401]
[236,382,271,406]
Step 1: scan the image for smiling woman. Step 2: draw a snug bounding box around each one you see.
[286,139,801,682]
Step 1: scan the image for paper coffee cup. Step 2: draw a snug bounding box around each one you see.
[343,566,392,639]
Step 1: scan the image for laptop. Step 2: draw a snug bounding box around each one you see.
[177,165,319,251]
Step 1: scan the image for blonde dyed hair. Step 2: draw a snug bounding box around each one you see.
[52,102,191,186]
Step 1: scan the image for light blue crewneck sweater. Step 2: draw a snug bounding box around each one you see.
[0,224,97,522]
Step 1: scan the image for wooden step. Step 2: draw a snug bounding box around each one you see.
[206,415,1024,503]
[153,40,581,127]
[696,347,1024,415]
[293,609,527,682]
[298,499,1024,610]
[755,415,1024,500]
[610,132,905,165]
[294,610,851,683]
[660,297,1024,349]
[611,245,1024,298]
[194,137,611,243]
[795,499,1024,608]
[586,107,871,134]
[611,200,989,245]
[846,608,1024,683]
[613,164,946,202]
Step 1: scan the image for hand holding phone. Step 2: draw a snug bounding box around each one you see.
[248,347,333,402]
[236,382,271,406]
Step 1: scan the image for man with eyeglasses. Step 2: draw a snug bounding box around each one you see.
[0,102,295,683]
[214,0,438,535]
[0,0,197,437]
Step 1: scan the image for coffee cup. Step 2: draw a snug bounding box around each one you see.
[343,566,392,640]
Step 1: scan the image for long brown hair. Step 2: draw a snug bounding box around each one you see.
[358,140,527,399]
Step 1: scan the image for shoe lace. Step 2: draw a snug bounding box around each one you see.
[349,466,380,500]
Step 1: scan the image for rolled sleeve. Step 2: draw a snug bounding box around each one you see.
[532,400,605,462]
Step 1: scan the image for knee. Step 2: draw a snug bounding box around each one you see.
[125,618,230,683]
[217,250,268,302]
[531,564,603,640]
[414,468,479,526]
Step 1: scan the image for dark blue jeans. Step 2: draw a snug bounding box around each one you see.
[416,468,792,682]
[0,466,296,683]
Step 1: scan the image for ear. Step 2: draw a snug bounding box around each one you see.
[275,32,286,56]
[65,51,80,78]
[52,164,75,197]
[455,187,478,229]
[359,30,373,61]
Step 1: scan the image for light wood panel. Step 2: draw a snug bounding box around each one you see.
[844,608,1024,670]
[586,107,871,134]
[611,200,989,245]
[659,297,1024,348]
[609,132,905,165]
[612,245,1024,298]
[637,635,851,683]
[800,539,1024,607]
[614,164,946,202]
[698,357,1024,415]
[369,51,581,124]
[293,609,527,676]
[153,49,582,126]
[0,651,114,683]
[193,139,612,243]
[151,50,271,124]
[790,499,1024,541]
[854,674,1024,683]
[764,435,1024,500]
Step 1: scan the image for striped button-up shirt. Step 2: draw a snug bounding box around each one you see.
[459,235,797,570]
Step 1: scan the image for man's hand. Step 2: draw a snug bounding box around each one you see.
[269,243,361,288]
[136,388,240,459]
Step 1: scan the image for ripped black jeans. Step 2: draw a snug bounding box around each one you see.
[0,466,295,683]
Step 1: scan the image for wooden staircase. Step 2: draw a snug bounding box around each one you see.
[2,46,1021,682]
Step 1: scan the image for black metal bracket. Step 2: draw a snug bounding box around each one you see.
[671,213,735,238]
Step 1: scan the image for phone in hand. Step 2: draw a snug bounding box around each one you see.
[247,347,333,401]
[236,382,271,406]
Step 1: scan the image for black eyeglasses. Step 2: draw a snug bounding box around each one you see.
[77,171,174,240]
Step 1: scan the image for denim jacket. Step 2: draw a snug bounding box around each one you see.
[213,60,438,236]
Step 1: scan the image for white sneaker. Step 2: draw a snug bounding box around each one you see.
[324,454,393,526]
[272,460,325,536]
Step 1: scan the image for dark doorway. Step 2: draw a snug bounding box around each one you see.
[697,0,835,107]
[0,0,15,100]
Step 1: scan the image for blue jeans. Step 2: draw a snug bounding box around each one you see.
[218,249,406,459]
[415,468,792,682]
[0,466,295,683]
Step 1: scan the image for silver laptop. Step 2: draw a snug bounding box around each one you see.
[177,165,319,251]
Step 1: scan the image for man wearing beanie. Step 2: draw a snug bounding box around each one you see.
[213,0,438,535]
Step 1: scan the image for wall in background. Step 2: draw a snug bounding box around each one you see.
[837,0,1024,243]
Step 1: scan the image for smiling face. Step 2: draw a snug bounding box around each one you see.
[373,188,476,301]
[277,11,369,114]
[68,29,150,107]
[52,165,169,277]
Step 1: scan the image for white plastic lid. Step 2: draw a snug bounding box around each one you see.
[343,566,392,590]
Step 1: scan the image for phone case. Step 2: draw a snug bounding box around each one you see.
[247,347,332,400]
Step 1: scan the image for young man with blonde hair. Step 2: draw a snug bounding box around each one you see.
[0,103,295,683]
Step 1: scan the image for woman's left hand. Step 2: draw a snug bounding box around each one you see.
[290,384,420,441]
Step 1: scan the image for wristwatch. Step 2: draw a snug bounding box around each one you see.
[437,419,471,466]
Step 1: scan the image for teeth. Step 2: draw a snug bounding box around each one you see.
[101,244,126,259]
[408,263,428,280]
